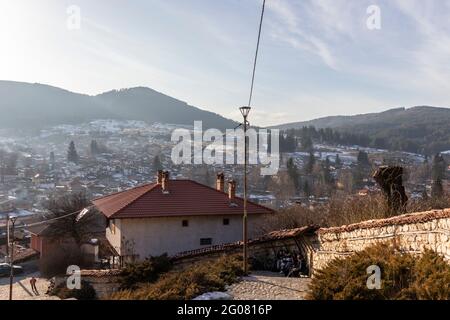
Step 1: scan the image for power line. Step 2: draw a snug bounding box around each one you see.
[1,209,83,231]
[23,210,81,228]
[247,0,266,108]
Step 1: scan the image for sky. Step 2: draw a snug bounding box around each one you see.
[1,0,450,126]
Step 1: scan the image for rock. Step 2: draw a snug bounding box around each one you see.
[193,292,232,300]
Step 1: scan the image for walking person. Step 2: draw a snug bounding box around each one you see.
[30,277,39,295]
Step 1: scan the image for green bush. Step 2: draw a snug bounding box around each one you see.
[50,280,97,300]
[119,254,173,289]
[308,243,450,300]
[111,254,244,300]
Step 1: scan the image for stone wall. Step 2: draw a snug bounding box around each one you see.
[312,209,450,271]
[172,210,450,274]
[55,270,121,300]
[172,226,319,274]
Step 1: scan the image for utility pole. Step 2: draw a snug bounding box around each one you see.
[5,212,9,257]
[9,216,17,301]
[239,106,251,274]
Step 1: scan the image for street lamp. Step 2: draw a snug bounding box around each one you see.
[239,106,251,118]
[239,106,251,274]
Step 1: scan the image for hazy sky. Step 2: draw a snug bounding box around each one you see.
[1,0,450,126]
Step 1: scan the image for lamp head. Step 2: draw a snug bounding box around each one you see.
[239,106,251,118]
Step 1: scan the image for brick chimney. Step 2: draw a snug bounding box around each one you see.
[216,173,225,192]
[162,171,170,193]
[228,180,236,200]
[157,170,164,184]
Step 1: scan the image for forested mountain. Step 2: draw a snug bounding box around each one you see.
[274,107,450,154]
[0,81,238,130]
[2,81,449,154]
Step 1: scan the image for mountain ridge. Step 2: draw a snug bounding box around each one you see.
[270,106,450,130]
[272,106,450,154]
[0,80,238,130]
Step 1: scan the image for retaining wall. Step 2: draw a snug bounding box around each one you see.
[312,209,450,271]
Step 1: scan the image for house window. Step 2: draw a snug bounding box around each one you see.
[223,218,230,226]
[182,220,189,227]
[200,238,212,246]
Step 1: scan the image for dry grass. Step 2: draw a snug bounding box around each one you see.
[109,254,244,300]
[258,194,450,233]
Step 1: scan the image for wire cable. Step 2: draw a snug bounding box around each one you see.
[247,0,266,108]
[1,209,83,231]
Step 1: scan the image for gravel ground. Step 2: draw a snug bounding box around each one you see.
[227,272,312,300]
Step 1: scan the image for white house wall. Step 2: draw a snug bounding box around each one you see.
[115,215,264,259]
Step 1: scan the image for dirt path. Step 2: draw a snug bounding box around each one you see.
[0,272,59,300]
[227,272,312,300]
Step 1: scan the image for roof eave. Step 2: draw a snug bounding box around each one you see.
[110,211,273,219]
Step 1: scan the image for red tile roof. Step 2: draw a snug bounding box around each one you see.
[92,180,274,219]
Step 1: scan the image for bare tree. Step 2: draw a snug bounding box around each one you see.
[45,192,105,244]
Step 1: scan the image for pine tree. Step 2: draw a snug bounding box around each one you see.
[305,151,315,174]
[421,187,429,201]
[303,180,311,197]
[357,150,370,166]
[431,153,446,181]
[431,178,444,199]
[301,135,314,152]
[204,167,212,186]
[322,156,333,185]
[90,140,99,156]
[50,151,56,169]
[153,155,163,171]
[67,141,79,164]
[335,154,342,167]
[287,158,300,193]
[0,150,4,183]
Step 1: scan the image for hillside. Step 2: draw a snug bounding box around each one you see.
[0,81,238,130]
[273,107,450,154]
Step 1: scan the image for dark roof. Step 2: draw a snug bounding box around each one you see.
[255,226,319,243]
[66,269,122,277]
[92,180,274,219]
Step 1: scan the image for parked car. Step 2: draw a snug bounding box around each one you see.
[0,263,24,277]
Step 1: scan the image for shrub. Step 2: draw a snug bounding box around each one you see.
[110,254,244,300]
[119,254,172,289]
[259,194,450,233]
[308,243,450,300]
[324,195,391,227]
[408,196,450,212]
[399,249,450,300]
[50,280,97,300]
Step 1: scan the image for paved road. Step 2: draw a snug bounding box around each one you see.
[227,272,311,300]
[0,272,58,300]
[2,270,312,300]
